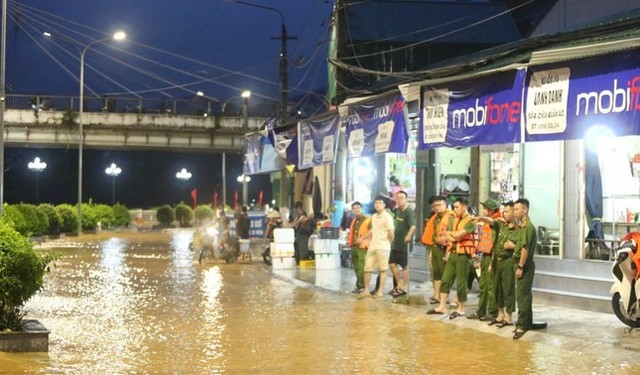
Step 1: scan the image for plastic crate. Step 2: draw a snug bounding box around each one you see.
[319,227,340,239]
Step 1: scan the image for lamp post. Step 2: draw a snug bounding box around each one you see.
[45,31,127,233]
[27,157,47,204]
[105,163,122,205]
[237,174,251,207]
[77,31,126,234]
[241,90,251,134]
[176,168,192,203]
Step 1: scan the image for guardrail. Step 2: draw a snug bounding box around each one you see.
[5,94,277,118]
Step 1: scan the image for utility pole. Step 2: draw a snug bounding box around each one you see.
[272,22,297,125]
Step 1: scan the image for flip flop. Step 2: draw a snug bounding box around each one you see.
[392,289,408,297]
[426,309,443,315]
[429,297,440,304]
[496,320,514,328]
[449,311,463,320]
[487,318,500,326]
[513,329,527,340]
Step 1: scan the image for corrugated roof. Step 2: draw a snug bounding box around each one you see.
[345,0,523,45]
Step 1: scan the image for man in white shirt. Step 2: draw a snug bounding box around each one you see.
[358,196,395,299]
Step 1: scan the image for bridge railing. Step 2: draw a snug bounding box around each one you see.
[5,94,277,118]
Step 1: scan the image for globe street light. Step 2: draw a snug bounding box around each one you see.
[27,157,47,204]
[237,174,251,206]
[176,168,192,203]
[105,163,122,205]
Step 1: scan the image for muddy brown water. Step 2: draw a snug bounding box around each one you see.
[1,230,637,374]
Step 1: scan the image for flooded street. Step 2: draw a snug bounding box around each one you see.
[1,230,638,374]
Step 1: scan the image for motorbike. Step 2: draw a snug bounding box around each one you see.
[195,220,240,264]
[610,232,640,330]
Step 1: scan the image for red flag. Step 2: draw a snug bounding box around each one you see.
[190,188,197,208]
[257,190,264,207]
[213,191,218,208]
[234,191,239,208]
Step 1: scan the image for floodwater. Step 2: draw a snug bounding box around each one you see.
[1,230,637,374]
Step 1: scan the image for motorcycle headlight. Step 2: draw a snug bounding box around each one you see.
[206,226,219,237]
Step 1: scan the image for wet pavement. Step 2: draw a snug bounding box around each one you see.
[276,263,640,366]
[0,230,638,374]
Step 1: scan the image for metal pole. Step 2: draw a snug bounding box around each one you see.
[35,172,40,204]
[78,48,85,234]
[0,0,7,216]
[111,175,116,205]
[222,153,227,208]
[242,97,249,206]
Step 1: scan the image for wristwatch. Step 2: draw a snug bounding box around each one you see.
[517,264,523,270]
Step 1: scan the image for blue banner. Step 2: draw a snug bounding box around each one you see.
[297,112,341,169]
[524,49,640,142]
[243,129,286,175]
[345,92,409,158]
[268,117,299,167]
[419,69,526,149]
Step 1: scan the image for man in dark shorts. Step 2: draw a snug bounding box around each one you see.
[389,190,416,297]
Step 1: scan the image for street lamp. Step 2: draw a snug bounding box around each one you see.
[105,163,122,205]
[241,90,251,134]
[45,31,127,233]
[237,174,251,207]
[176,168,192,202]
[27,157,47,204]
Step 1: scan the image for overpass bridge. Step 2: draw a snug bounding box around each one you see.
[2,94,269,152]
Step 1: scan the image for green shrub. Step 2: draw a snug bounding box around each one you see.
[80,203,98,231]
[37,204,62,235]
[1,204,27,235]
[56,204,79,233]
[92,204,115,228]
[15,203,46,236]
[194,205,215,225]
[175,203,194,227]
[0,221,58,331]
[112,204,131,227]
[156,205,175,226]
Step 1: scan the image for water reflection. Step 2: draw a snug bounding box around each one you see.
[1,231,638,374]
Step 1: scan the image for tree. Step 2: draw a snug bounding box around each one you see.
[156,205,175,226]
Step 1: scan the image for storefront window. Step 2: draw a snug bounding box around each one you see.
[593,136,640,255]
[522,141,562,257]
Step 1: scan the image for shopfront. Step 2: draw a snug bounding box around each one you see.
[412,45,640,311]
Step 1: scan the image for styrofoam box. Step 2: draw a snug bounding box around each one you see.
[314,239,339,254]
[315,252,340,269]
[270,242,295,257]
[273,228,295,243]
[272,256,295,270]
[239,239,251,254]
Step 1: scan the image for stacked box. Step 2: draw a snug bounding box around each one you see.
[314,239,339,254]
[273,228,295,243]
[271,228,295,269]
[315,252,341,269]
[272,256,295,270]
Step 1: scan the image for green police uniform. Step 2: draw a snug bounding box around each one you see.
[476,222,498,318]
[514,216,537,331]
[428,212,454,281]
[350,215,370,290]
[492,220,518,314]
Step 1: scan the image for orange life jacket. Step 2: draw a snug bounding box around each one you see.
[348,216,371,249]
[421,210,454,247]
[455,214,476,255]
[476,210,502,254]
[620,232,640,280]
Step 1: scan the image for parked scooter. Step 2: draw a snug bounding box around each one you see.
[610,232,640,330]
[195,219,240,264]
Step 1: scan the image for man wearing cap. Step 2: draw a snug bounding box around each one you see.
[468,198,501,321]
[513,198,537,340]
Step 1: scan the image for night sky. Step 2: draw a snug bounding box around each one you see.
[2,1,331,208]
[6,146,271,208]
